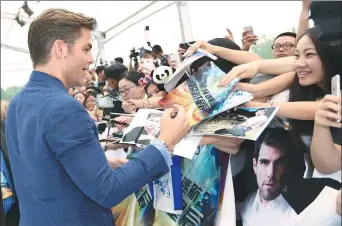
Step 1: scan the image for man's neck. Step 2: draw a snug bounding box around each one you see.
[34,65,68,89]
[259,196,269,206]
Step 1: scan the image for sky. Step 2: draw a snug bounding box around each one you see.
[1,1,304,89]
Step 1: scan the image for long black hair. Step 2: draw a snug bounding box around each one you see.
[289,26,342,152]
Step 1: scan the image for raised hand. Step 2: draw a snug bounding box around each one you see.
[122,100,136,113]
[182,40,216,58]
[224,28,235,42]
[315,94,342,128]
[241,29,258,51]
[218,62,259,87]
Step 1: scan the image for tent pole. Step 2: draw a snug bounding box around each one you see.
[176,1,193,43]
[103,1,176,45]
[103,1,158,34]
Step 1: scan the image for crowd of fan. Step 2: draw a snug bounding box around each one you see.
[1,1,341,225]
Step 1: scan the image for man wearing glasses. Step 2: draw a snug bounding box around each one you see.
[271,32,297,59]
[248,32,297,98]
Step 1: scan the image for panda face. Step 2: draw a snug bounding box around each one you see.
[152,66,174,84]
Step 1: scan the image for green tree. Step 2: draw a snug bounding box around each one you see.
[251,34,274,59]
[1,86,23,101]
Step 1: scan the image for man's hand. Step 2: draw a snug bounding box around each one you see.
[159,104,190,152]
[183,40,217,58]
[218,62,259,87]
[107,157,128,169]
[241,29,258,51]
[315,94,342,128]
[122,100,136,113]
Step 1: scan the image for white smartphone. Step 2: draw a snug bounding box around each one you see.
[331,74,340,97]
[331,74,341,122]
[244,25,254,35]
[169,52,181,68]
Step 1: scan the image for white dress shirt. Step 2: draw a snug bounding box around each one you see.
[239,190,298,226]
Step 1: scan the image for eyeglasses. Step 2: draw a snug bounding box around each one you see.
[119,85,136,95]
[271,42,295,50]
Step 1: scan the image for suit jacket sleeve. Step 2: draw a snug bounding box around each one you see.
[44,99,169,208]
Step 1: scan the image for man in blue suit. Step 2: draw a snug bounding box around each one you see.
[5,9,190,226]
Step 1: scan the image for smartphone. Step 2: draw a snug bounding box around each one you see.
[331,74,341,97]
[169,52,181,68]
[331,74,341,122]
[244,26,254,35]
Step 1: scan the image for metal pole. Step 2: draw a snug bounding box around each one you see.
[176,1,193,43]
[1,44,30,54]
[90,1,158,42]
[104,1,157,34]
[1,11,35,23]
[103,1,176,46]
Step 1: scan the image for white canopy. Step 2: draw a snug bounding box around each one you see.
[1,1,302,89]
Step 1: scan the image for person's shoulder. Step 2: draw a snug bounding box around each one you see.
[48,94,88,119]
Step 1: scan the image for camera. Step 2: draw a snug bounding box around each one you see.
[129,48,139,61]
[95,94,125,117]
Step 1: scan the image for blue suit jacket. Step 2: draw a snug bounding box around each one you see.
[5,71,169,226]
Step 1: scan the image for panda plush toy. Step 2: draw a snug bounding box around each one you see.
[152,65,176,85]
[150,64,189,91]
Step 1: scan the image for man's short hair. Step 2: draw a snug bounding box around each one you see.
[95,66,106,75]
[254,128,305,178]
[28,9,97,68]
[152,45,163,53]
[273,32,297,44]
[104,63,128,81]
[114,57,124,64]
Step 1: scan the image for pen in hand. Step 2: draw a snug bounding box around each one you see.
[170,109,178,119]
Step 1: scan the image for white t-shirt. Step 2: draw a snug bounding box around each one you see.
[239,190,298,226]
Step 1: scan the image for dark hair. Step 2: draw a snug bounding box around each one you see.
[95,66,106,75]
[153,45,163,53]
[143,50,154,58]
[114,57,124,64]
[273,32,297,44]
[104,63,127,81]
[83,92,97,108]
[289,27,342,152]
[86,86,102,95]
[120,71,145,86]
[73,91,86,99]
[28,9,97,68]
[144,79,165,94]
[207,38,242,74]
[254,128,305,178]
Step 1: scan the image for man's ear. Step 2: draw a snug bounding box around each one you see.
[253,158,257,175]
[53,39,68,59]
